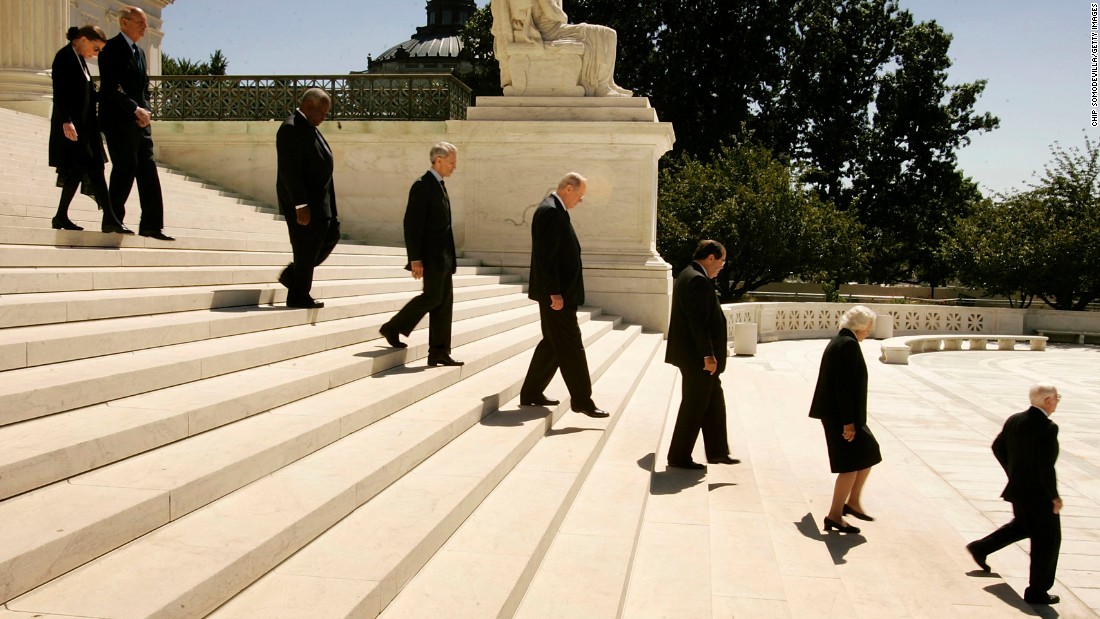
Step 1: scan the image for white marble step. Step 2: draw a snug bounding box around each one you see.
[0,223,291,251]
[0,304,596,504]
[0,243,405,269]
[515,344,677,619]
[620,375,714,619]
[0,292,530,426]
[375,332,661,619]
[0,282,528,372]
[5,322,633,618]
[0,173,275,205]
[0,207,286,236]
[0,272,514,330]
[0,262,498,295]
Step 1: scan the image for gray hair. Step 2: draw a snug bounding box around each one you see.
[1029,383,1059,406]
[839,305,877,332]
[557,172,587,192]
[430,142,457,163]
[299,88,331,106]
[119,6,145,23]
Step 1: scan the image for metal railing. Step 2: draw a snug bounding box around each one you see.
[145,74,472,121]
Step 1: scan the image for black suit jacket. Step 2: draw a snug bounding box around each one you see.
[276,110,337,221]
[993,406,1060,504]
[403,171,456,273]
[527,195,584,306]
[665,262,727,374]
[97,33,150,135]
[808,329,868,426]
[49,45,106,168]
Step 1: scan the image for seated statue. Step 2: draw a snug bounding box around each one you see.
[491,0,632,97]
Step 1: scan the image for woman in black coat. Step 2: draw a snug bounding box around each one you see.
[48,25,128,233]
[808,305,883,534]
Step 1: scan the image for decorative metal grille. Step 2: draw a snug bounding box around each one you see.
[145,74,472,121]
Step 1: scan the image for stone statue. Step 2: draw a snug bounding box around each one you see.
[491,0,632,97]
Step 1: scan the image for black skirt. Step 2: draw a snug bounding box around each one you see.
[821,421,882,474]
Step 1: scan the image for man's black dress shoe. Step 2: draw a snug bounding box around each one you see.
[823,517,860,534]
[427,355,464,367]
[573,406,609,418]
[843,504,874,522]
[139,230,175,241]
[520,395,560,407]
[965,542,990,572]
[1024,593,1059,605]
[667,460,706,470]
[278,265,293,289]
[287,297,324,309]
[52,217,83,231]
[707,455,741,465]
[101,223,134,234]
[379,323,407,348]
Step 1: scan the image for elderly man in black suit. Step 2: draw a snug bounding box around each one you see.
[967,384,1063,607]
[97,5,173,241]
[665,240,738,470]
[275,88,340,309]
[379,142,463,367]
[518,172,607,418]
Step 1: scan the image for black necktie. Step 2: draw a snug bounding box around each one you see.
[132,43,145,74]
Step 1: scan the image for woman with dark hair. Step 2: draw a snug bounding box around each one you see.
[48,25,130,233]
[809,305,883,534]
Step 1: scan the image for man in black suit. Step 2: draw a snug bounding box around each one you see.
[518,173,607,418]
[665,240,737,470]
[275,88,340,309]
[967,384,1063,606]
[97,6,173,241]
[379,143,463,367]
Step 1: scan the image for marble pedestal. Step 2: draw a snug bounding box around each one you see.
[453,97,675,333]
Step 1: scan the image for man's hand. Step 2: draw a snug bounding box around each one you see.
[411,260,424,280]
[134,107,151,128]
[550,294,564,310]
[1053,497,1063,514]
[296,206,311,225]
[843,424,856,442]
[62,122,78,141]
[703,355,717,375]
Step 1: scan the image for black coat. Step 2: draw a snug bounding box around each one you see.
[275,110,337,221]
[49,45,106,170]
[403,171,456,273]
[97,33,150,135]
[994,406,1060,504]
[527,195,584,306]
[665,262,727,374]
[808,329,868,426]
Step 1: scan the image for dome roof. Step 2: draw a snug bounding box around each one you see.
[376,34,462,61]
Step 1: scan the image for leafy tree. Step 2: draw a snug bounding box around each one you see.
[458,4,502,99]
[949,138,1100,310]
[161,49,228,75]
[658,141,863,301]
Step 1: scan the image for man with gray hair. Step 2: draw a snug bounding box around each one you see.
[967,384,1063,606]
[380,142,462,366]
[276,88,340,308]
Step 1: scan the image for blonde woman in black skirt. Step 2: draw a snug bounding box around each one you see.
[809,305,882,534]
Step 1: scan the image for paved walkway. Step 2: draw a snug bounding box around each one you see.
[709,338,1100,619]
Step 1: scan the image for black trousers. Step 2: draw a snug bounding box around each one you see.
[520,302,594,410]
[667,370,729,463]
[103,124,164,232]
[284,216,339,302]
[387,257,454,354]
[970,499,1061,598]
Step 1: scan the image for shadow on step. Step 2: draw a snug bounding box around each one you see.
[982,583,1055,617]
[479,404,549,427]
[649,463,706,495]
[795,512,866,565]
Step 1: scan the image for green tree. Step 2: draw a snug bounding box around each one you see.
[658,141,863,301]
[161,49,228,75]
[458,4,502,99]
[949,138,1100,310]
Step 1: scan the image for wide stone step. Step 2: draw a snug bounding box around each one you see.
[0,243,405,269]
[0,271,512,329]
[0,208,288,239]
[515,345,676,619]
[0,292,527,426]
[0,281,528,371]
[375,332,661,619]
[4,321,631,617]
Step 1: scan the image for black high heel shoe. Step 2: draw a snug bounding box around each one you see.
[843,504,874,522]
[51,217,83,231]
[823,517,860,534]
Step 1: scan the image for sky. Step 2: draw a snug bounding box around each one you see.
[159,0,1097,196]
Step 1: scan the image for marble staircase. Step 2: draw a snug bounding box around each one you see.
[0,106,681,618]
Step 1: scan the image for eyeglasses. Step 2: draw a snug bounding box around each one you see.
[1048,393,1062,401]
[92,46,103,52]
